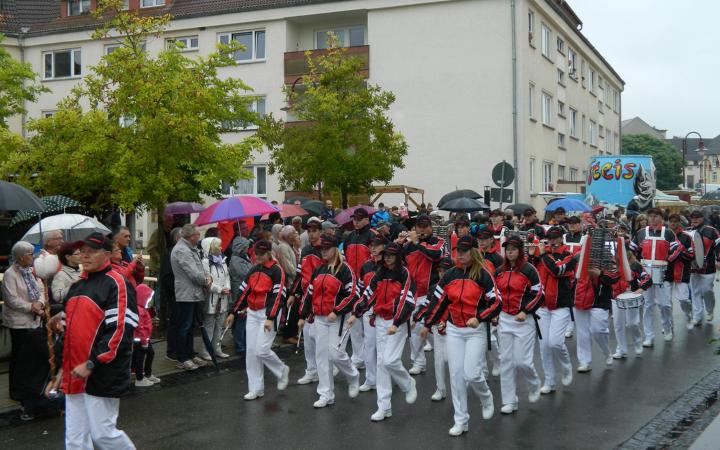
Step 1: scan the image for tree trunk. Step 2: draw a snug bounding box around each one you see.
[341,188,349,209]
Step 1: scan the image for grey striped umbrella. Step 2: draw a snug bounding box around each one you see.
[10,195,84,226]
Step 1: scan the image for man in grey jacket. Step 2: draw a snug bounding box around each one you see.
[170,224,211,370]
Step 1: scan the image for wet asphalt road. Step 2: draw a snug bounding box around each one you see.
[2,307,720,450]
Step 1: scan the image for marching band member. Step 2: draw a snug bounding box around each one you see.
[348,243,417,421]
[520,208,546,240]
[488,209,507,253]
[420,236,502,437]
[226,240,290,401]
[630,208,681,346]
[688,210,720,326]
[548,206,568,229]
[495,236,544,414]
[298,235,360,408]
[612,246,652,358]
[477,227,502,378]
[451,216,471,261]
[668,214,695,331]
[562,216,584,338]
[403,214,445,375]
[536,226,577,393]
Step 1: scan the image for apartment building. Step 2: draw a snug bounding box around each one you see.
[1,0,623,214]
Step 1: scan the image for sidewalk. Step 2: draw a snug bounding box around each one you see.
[690,410,720,450]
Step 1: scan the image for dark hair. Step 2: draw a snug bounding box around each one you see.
[205,227,219,238]
[57,242,78,266]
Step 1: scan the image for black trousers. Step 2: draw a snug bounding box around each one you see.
[132,342,155,380]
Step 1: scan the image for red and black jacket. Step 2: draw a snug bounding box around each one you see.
[404,235,445,298]
[353,266,416,326]
[521,221,546,239]
[359,258,381,295]
[669,229,693,283]
[495,258,544,316]
[111,260,144,288]
[489,223,506,253]
[62,263,138,397]
[630,226,681,282]
[300,262,357,318]
[689,224,720,274]
[343,224,377,277]
[482,249,503,276]
[291,244,323,298]
[423,266,501,329]
[575,270,620,310]
[613,261,653,296]
[231,260,285,320]
[537,245,577,310]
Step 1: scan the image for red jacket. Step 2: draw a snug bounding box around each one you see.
[574,270,620,310]
[343,225,376,277]
[300,262,357,318]
[112,259,145,287]
[133,284,154,346]
[537,245,577,310]
[291,244,323,297]
[354,265,415,326]
[232,260,285,320]
[404,235,445,298]
[496,258,543,316]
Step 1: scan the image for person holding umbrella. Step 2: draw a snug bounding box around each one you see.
[225,240,290,400]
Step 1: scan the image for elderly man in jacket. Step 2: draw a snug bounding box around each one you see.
[171,224,212,371]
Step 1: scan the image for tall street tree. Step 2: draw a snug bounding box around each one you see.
[256,35,408,208]
[0,34,49,128]
[621,134,684,190]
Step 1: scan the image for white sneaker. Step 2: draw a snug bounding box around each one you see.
[313,398,334,408]
[359,383,375,392]
[634,343,644,356]
[540,385,556,395]
[135,378,154,387]
[370,409,392,422]
[577,364,591,373]
[528,385,541,403]
[297,374,319,385]
[278,365,290,391]
[192,357,209,367]
[664,331,673,342]
[431,389,446,401]
[500,404,518,415]
[243,391,264,401]
[177,360,198,371]
[642,339,654,348]
[605,354,614,366]
[448,423,468,437]
[706,313,714,322]
[217,351,230,359]
[492,365,501,377]
[612,352,627,360]
[348,379,360,398]
[565,330,574,338]
[405,378,417,404]
[561,368,573,386]
[408,365,425,375]
[687,321,695,331]
[481,394,494,420]
[423,342,433,352]
[200,354,213,362]
[147,375,161,384]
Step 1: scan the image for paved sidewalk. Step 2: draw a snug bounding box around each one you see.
[690,409,720,450]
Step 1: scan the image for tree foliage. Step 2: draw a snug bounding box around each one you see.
[0,34,49,128]
[621,133,683,190]
[256,35,408,208]
[1,0,259,213]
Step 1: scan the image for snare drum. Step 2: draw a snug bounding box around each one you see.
[614,292,645,309]
[641,260,668,286]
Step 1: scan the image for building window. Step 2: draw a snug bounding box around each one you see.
[581,114,586,142]
[558,165,566,180]
[543,162,553,191]
[557,100,565,117]
[529,158,536,192]
[558,133,566,149]
[569,108,578,138]
[541,24,551,58]
[598,78,605,102]
[556,37,565,55]
[590,120,598,146]
[167,36,199,51]
[598,99,604,114]
[557,68,565,86]
[41,110,57,119]
[222,165,267,197]
[43,49,82,79]
[105,42,146,55]
[316,26,366,49]
[68,0,91,16]
[588,69,596,94]
[541,92,552,126]
[219,30,266,62]
[570,168,578,182]
[613,90,620,112]
[605,128,611,151]
[121,0,129,9]
[528,10,535,45]
[529,82,535,119]
[568,48,577,79]
[581,60,587,88]
[223,96,267,131]
[141,0,165,7]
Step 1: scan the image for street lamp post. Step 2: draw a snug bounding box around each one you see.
[682,131,704,189]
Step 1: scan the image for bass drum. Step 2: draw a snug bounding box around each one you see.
[684,230,705,269]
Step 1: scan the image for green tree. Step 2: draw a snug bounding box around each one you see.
[257,36,408,208]
[2,0,260,214]
[0,34,49,128]
[621,133,683,190]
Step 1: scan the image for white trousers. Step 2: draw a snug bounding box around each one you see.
[409,297,428,369]
[482,325,500,377]
[348,313,365,365]
[643,282,672,340]
[315,316,359,402]
[536,307,572,387]
[446,322,492,426]
[65,393,135,450]
[432,326,448,392]
[362,312,377,386]
[302,321,318,378]
[498,312,540,407]
[612,302,641,354]
[575,308,610,365]
[672,282,692,323]
[690,273,715,322]
[245,309,285,393]
[375,318,413,411]
[201,311,227,356]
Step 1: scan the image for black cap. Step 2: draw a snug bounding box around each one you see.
[523,208,536,217]
[370,234,389,246]
[383,243,403,256]
[689,210,704,218]
[567,216,581,224]
[456,235,478,252]
[320,234,339,250]
[352,208,370,219]
[490,209,504,217]
[502,236,524,250]
[76,232,113,251]
[416,214,432,227]
[554,206,566,214]
[546,226,564,239]
[455,217,470,227]
[438,257,454,270]
[476,228,494,239]
[254,239,273,254]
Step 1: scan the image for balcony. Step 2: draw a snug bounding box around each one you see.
[283,45,370,84]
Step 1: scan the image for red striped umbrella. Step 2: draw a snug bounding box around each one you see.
[195,196,278,225]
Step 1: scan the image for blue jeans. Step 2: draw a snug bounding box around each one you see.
[176,302,198,363]
[232,315,247,353]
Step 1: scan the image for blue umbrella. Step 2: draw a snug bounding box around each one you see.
[545,198,591,212]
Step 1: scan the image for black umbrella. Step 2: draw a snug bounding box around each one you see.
[284,196,312,205]
[701,190,720,201]
[437,189,482,208]
[300,200,324,216]
[440,197,490,213]
[506,203,534,216]
[0,181,45,212]
[195,307,219,372]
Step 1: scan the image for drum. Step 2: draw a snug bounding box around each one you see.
[614,291,645,309]
[684,230,705,269]
[641,259,667,285]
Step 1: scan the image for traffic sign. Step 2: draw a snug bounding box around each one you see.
[490,188,513,203]
[492,161,515,188]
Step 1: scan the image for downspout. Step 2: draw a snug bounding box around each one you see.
[510,0,519,198]
[18,26,28,138]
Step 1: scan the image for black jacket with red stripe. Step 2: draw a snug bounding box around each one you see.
[300,262,357,318]
[495,258,544,316]
[359,259,381,295]
[62,263,138,397]
[232,260,286,320]
[537,245,577,310]
[423,266,501,329]
[291,244,323,298]
[669,229,693,283]
[404,235,445,298]
[343,224,377,277]
[690,224,720,274]
[482,249,503,276]
[353,265,416,326]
